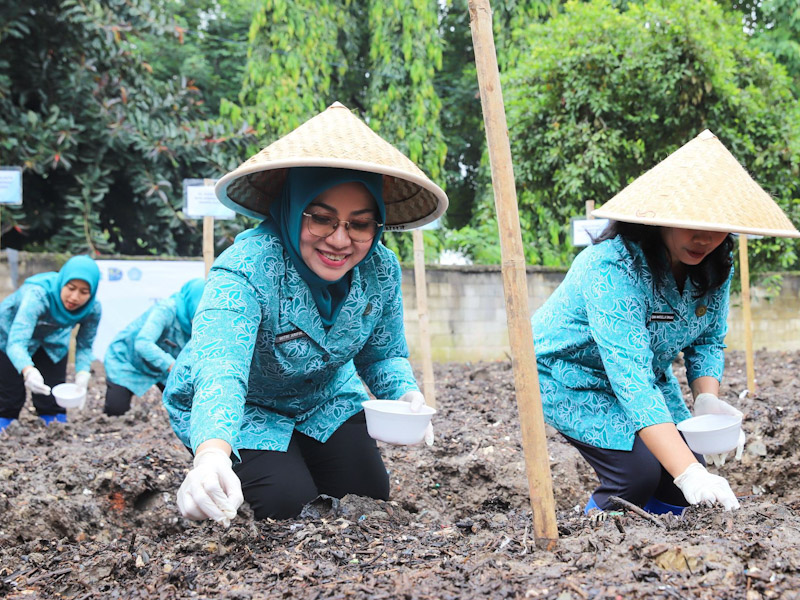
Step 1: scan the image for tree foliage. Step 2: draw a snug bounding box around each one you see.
[233,0,446,261]
[447,0,800,275]
[0,0,255,256]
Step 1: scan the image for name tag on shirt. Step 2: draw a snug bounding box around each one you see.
[275,329,308,344]
[649,312,675,323]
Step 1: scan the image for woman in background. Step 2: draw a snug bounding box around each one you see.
[103,278,204,416]
[0,256,101,430]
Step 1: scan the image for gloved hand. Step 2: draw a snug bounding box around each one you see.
[674,462,740,510]
[75,370,91,390]
[694,393,746,465]
[24,368,51,396]
[176,447,244,527]
[399,390,434,446]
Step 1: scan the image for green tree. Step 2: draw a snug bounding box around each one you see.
[0,0,255,256]
[449,0,800,273]
[749,0,800,98]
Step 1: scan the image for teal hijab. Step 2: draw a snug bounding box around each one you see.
[236,167,386,326]
[174,278,206,335]
[25,255,100,326]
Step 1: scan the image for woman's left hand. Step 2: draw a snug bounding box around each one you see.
[399,390,434,447]
[694,393,746,464]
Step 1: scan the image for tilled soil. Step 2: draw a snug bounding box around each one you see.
[1,350,799,599]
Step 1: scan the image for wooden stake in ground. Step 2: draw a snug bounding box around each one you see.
[468,0,558,544]
[585,200,595,220]
[203,216,214,277]
[412,229,436,408]
[738,235,756,395]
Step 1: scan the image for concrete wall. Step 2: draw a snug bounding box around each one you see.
[402,265,800,361]
[2,251,798,362]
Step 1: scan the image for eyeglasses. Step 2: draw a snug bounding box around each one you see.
[302,212,383,243]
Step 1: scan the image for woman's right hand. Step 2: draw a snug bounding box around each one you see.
[673,463,740,510]
[23,367,51,396]
[177,446,244,526]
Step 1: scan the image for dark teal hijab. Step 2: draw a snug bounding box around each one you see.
[173,278,206,335]
[25,255,100,326]
[237,167,385,326]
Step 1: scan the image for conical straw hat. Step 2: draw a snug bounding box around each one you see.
[592,130,800,238]
[215,102,448,231]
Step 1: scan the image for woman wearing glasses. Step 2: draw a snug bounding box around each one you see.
[163,103,447,524]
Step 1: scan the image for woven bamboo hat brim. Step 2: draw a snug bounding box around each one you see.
[215,102,448,231]
[592,130,800,238]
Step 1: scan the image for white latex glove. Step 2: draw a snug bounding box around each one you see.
[693,393,746,465]
[674,462,740,511]
[75,370,91,390]
[24,368,51,396]
[400,390,434,446]
[176,447,244,527]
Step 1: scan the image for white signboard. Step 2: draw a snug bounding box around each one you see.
[183,179,235,220]
[93,260,205,360]
[0,167,23,205]
[571,218,609,247]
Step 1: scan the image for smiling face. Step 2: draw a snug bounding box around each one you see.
[60,279,92,312]
[661,227,729,269]
[299,181,379,281]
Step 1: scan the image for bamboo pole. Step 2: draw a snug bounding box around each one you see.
[412,229,436,408]
[585,200,595,220]
[468,0,558,544]
[738,235,756,395]
[203,216,214,277]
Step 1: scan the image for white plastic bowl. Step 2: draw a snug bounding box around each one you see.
[362,400,436,445]
[52,383,85,409]
[677,414,742,454]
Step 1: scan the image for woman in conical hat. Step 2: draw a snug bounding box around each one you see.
[102,278,205,416]
[163,102,448,525]
[532,130,799,515]
[0,255,101,430]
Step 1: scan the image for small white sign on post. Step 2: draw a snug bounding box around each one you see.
[571,218,609,247]
[182,179,235,220]
[0,167,23,205]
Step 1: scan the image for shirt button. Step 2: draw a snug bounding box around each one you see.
[695,305,707,317]
[363,302,373,316]
[322,354,330,362]
[304,378,313,384]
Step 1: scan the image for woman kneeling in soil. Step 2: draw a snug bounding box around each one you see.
[163,103,447,524]
[532,130,799,514]
[102,278,205,416]
[0,256,101,430]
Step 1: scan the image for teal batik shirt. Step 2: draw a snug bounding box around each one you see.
[163,231,419,455]
[0,284,101,373]
[104,298,190,397]
[531,236,730,451]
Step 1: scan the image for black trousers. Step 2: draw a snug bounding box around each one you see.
[232,412,389,520]
[104,379,164,416]
[564,432,706,510]
[0,348,67,418]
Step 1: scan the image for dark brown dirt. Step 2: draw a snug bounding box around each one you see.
[1,350,799,599]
